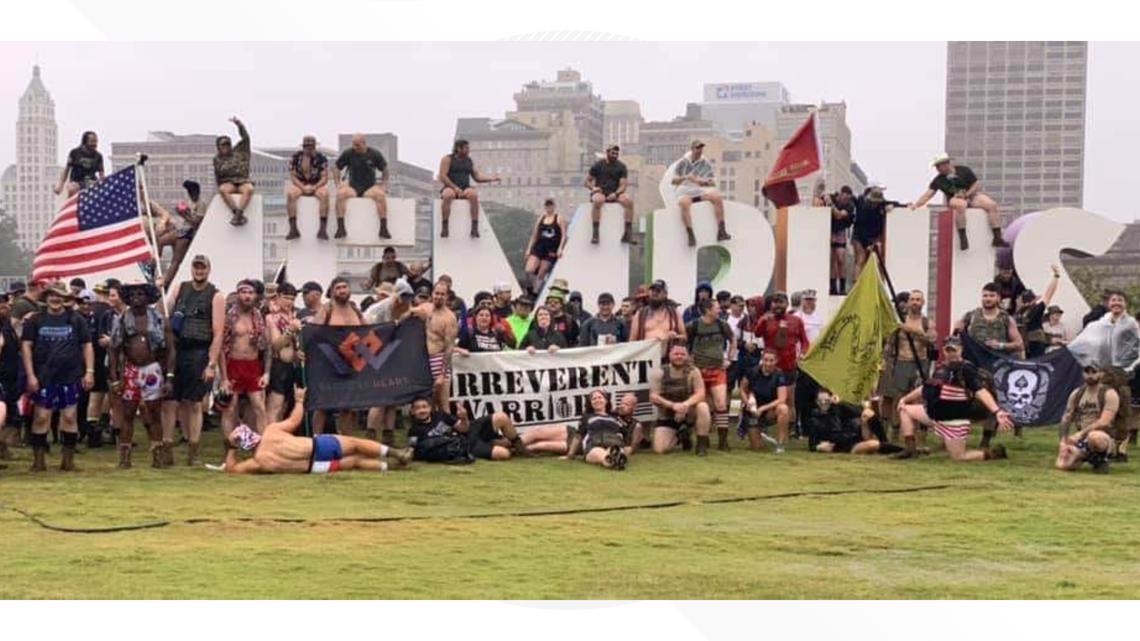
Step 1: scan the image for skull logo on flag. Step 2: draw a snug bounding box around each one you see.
[994,361,1053,424]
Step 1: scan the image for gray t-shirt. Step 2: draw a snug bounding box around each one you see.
[363,298,395,324]
[581,315,628,347]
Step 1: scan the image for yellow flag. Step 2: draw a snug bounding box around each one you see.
[799,253,900,403]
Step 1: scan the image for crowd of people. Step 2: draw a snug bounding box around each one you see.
[3,133,1136,478]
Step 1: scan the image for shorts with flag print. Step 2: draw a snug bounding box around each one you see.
[931,419,972,442]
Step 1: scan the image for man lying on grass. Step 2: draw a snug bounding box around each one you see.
[806,390,903,456]
[221,387,412,474]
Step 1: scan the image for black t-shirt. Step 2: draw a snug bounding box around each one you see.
[744,366,787,405]
[67,147,104,184]
[550,313,579,347]
[830,197,855,233]
[336,148,387,195]
[923,362,985,421]
[459,327,506,353]
[807,405,863,451]
[408,412,458,442]
[589,159,628,195]
[852,196,901,241]
[0,318,19,384]
[928,165,978,199]
[21,310,92,385]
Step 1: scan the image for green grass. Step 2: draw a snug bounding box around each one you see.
[1,427,1139,599]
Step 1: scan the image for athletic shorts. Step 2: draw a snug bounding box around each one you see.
[92,350,110,393]
[269,359,297,396]
[853,234,881,249]
[700,366,727,389]
[226,358,264,396]
[429,353,451,380]
[308,434,344,474]
[655,416,694,433]
[466,416,500,460]
[121,362,164,403]
[173,343,212,403]
[830,230,848,248]
[34,380,81,411]
[931,419,971,442]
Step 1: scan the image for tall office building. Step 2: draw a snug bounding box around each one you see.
[511,68,604,172]
[1,66,62,252]
[697,81,790,139]
[603,100,643,147]
[944,41,1088,221]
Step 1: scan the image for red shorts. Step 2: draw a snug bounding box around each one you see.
[226,358,264,396]
[700,367,727,389]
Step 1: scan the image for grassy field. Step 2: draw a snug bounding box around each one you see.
[1,427,1139,599]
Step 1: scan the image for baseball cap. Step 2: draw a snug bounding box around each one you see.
[943,335,963,349]
[569,291,583,303]
[649,279,668,292]
[931,152,951,166]
[690,139,706,149]
[7,280,26,294]
[92,282,109,295]
[376,282,395,298]
[606,143,620,152]
[301,281,323,295]
[801,289,818,300]
[514,294,534,307]
[78,289,97,303]
[597,292,615,304]
[493,281,512,295]
[191,254,211,268]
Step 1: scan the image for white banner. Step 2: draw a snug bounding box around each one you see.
[450,340,664,428]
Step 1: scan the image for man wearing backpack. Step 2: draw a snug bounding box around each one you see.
[165,255,225,466]
[1058,362,1120,473]
[685,299,735,451]
[956,282,1024,447]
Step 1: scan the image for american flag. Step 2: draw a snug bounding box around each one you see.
[32,165,153,283]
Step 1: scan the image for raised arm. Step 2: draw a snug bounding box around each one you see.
[1041,264,1061,306]
[911,188,936,209]
[232,117,250,153]
[267,387,307,435]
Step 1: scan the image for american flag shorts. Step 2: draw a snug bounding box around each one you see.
[931,419,972,442]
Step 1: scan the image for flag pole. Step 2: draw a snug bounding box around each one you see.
[871,245,928,382]
[135,156,169,317]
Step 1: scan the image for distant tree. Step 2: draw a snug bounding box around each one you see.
[0,208,32,276]
[485,202,538,288]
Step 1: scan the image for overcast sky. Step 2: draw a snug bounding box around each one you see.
[0,42,1136,222]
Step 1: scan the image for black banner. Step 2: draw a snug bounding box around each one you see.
[301,318,433,411]
[961,334,1083,426]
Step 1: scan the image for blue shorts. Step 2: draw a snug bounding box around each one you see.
[34,381,81,411]
[308,434,344,474]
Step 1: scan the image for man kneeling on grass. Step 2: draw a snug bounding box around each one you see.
[806,390,903,455]
[1055,363,1119,474]
[406,397,530,463]
[894,336,1013,461]
[221,387,412,474]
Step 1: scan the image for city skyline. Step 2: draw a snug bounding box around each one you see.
[0,42,1137,223]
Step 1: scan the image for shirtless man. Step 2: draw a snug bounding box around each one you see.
[108,282,175,469]
[222,387,413,474]
[424,282,459,411]
[309,276,366,434]
[630,279,686,349]
[266,283,302,422]
[220,280,271,437]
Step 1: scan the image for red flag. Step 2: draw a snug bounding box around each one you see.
[763,112,822,208]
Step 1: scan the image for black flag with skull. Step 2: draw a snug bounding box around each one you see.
[961,334,1083,426]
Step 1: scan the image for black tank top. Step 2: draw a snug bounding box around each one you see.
[535,215,561,249]
[447,153,474,190]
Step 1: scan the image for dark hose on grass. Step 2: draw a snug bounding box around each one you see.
[0,484,953,534]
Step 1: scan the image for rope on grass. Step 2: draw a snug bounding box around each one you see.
[0,484,953,534]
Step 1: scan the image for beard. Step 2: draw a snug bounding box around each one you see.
[333,294,350,305]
